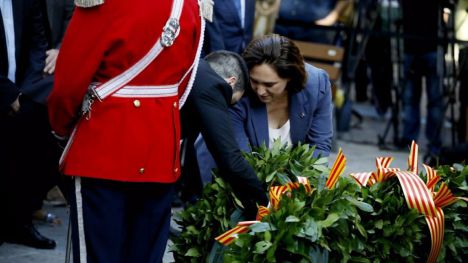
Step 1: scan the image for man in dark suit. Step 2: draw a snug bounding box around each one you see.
[203,0,255,55]
[0,0,56,249]
[28,0,74,224]
[180,51,268,218]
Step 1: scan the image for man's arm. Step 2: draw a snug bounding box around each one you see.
[315,0,351,26]
[18,0,48,102]
[193,83,268,218]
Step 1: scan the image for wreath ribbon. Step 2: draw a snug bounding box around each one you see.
[350,141,465,263]
[216,149,347,246]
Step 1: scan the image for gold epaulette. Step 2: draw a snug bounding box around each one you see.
[75,0,105,8]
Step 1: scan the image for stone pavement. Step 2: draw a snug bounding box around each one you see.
[0,102,454,263]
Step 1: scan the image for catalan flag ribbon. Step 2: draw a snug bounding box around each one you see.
[256,206,270,221]
[216,175,314,246]
[325,148,347,189]
[423,164,440,192]
[214,224,252,246]
[269,185,290,210]
[296,176,313,193]
[350,141,466,263]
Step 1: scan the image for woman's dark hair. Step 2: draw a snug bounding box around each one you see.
[242,34,307,93]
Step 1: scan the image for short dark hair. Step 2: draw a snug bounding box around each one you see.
[205,50,250,94]
[242,34,307,93]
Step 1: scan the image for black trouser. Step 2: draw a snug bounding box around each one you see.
[459,46,468,142]
[69,177,175,263]
[0,96,60,234]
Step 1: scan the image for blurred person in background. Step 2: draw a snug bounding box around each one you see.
[0,0,57,249]
[274,0,352,44]
[398,0,445,160]
[203,0,255,55]
[29,0,74,226]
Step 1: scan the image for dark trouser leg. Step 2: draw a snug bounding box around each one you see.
[423,52,443,155]
[354,59,369,102]
[125,183,174,263]
[458,46,468,142]
[367,21,393,116]
[179,142,203,203]
[11,96,60,213]
[69,177,127,263]
[69,177,174,263]
[402,54,423,144]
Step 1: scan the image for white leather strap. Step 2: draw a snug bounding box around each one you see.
[93,0,184,100]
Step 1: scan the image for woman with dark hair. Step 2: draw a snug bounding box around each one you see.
[231,34,333,156]
[194,35,333,184]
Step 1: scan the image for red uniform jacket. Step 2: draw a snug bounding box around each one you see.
[48,0,203,183]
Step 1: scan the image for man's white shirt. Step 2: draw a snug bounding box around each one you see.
[0,0,16,83]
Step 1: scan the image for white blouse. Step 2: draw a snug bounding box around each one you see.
[268,120,292,149]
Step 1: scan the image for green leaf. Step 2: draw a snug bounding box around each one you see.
[355,221,368,239]
[315,157,329,165]
[184,248,201,257]
[254,241,272,254]
[346,197,374,213]
[302,219,320,242]
[313,164,329,173]
[375,219,384,229]
[350,257,371,263]
[319,213,340,228]
[285,215,301,223]
[277,172,293,185]
[453,163,464,171]
[249,222,275,233]
[265,171,277,183]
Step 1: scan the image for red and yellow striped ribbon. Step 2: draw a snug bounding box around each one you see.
[256,206,270,221]
[269,185,290,210]
[425,207,444,263]
[423,164,467,207]
[351,172,373,186]
[350,140,466,263]
[214,224,251,246]
[423,164,440,191]
[392,170,437,217]
[408,141,419,174]
[216,175,314,245]
[326,148,347,189]
[290,176,313,193]
[351,156,400,187]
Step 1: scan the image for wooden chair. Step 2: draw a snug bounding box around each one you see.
[293,40,345,82]
[293,40,346,103]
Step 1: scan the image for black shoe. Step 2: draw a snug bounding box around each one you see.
[5,224,56,249]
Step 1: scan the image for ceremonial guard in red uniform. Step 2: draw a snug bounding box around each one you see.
[47,0,204,261]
